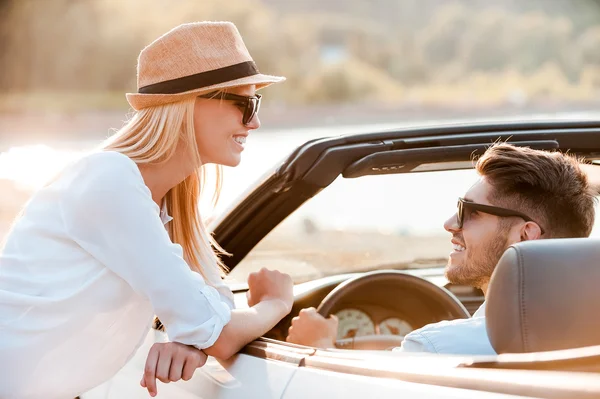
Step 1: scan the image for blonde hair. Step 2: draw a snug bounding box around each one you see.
[102,97,228,280]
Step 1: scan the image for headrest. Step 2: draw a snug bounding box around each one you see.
[487,238,600,354]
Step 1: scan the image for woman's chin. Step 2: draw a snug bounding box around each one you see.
[217,155,242,168]
[227,155,242,167]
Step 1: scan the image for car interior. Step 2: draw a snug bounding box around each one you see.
[265,270,471,349]
[237,237,600,398]
[209,122,600,398]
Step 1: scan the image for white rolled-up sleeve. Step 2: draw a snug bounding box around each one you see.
[59,153,231,349]
[196,264,236,311]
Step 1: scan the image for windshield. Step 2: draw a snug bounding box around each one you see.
[230,167,600,284]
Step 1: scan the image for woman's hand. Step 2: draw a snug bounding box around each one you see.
[201,269,294,360]
[246,268,294,313]
[140,342,208,397]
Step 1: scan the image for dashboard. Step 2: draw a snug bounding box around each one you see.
[263,271,484,342]
[331,283,484,339]
[334,307,413,339]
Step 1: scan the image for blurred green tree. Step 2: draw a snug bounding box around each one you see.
[2,0,600,107]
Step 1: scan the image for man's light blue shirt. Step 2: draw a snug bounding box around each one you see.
[393,302,496,355]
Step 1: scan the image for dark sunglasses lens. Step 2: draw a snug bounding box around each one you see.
[243,98,258,125]
[457,200,463,227]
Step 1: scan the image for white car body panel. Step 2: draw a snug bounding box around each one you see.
[282,367,532,399]
[83,329,535,399]
[83,329,298,399]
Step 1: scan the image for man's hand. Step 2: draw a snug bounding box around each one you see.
[286,307,338,348]
[140,342,208,397]
[246,268,294,313]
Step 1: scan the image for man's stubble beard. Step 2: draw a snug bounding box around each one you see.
[445,223,512,289]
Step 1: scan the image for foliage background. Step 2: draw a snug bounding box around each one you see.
[2,0,600,114]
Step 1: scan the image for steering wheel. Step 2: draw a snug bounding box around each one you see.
[316,270,470,350]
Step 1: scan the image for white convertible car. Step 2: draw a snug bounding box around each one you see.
[84,119,600,398]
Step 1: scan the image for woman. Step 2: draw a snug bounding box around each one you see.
[0,22,292,398]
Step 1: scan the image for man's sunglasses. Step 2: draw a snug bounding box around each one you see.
[457,197,544,234]
[198,91,262,125]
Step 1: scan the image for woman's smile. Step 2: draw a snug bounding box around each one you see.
[232,134,247,150]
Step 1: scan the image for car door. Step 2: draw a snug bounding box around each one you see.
[82,329,299,398]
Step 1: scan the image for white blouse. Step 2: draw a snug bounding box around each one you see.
[0,151,234,399]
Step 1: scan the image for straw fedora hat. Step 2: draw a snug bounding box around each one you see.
[126,21,285,110]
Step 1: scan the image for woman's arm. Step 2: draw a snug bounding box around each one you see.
[204,299,289,359]
[63,154,294,357]
[204,268,293,359]
[60,154,239,348]
[141,269,293,396]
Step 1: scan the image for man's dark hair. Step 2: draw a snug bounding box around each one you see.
[476,143,596,238]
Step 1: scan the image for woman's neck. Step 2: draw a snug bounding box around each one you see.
[137,147,198,207]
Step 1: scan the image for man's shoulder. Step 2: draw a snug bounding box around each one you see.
[401,316,496,355]
[415,315,487,336]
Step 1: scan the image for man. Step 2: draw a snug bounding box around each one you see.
[286,143,597,355]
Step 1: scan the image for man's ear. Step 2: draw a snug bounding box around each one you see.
[520,221,543,241]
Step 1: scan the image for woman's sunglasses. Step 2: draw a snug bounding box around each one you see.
[198,91,262,126]
[457,197,544,234]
